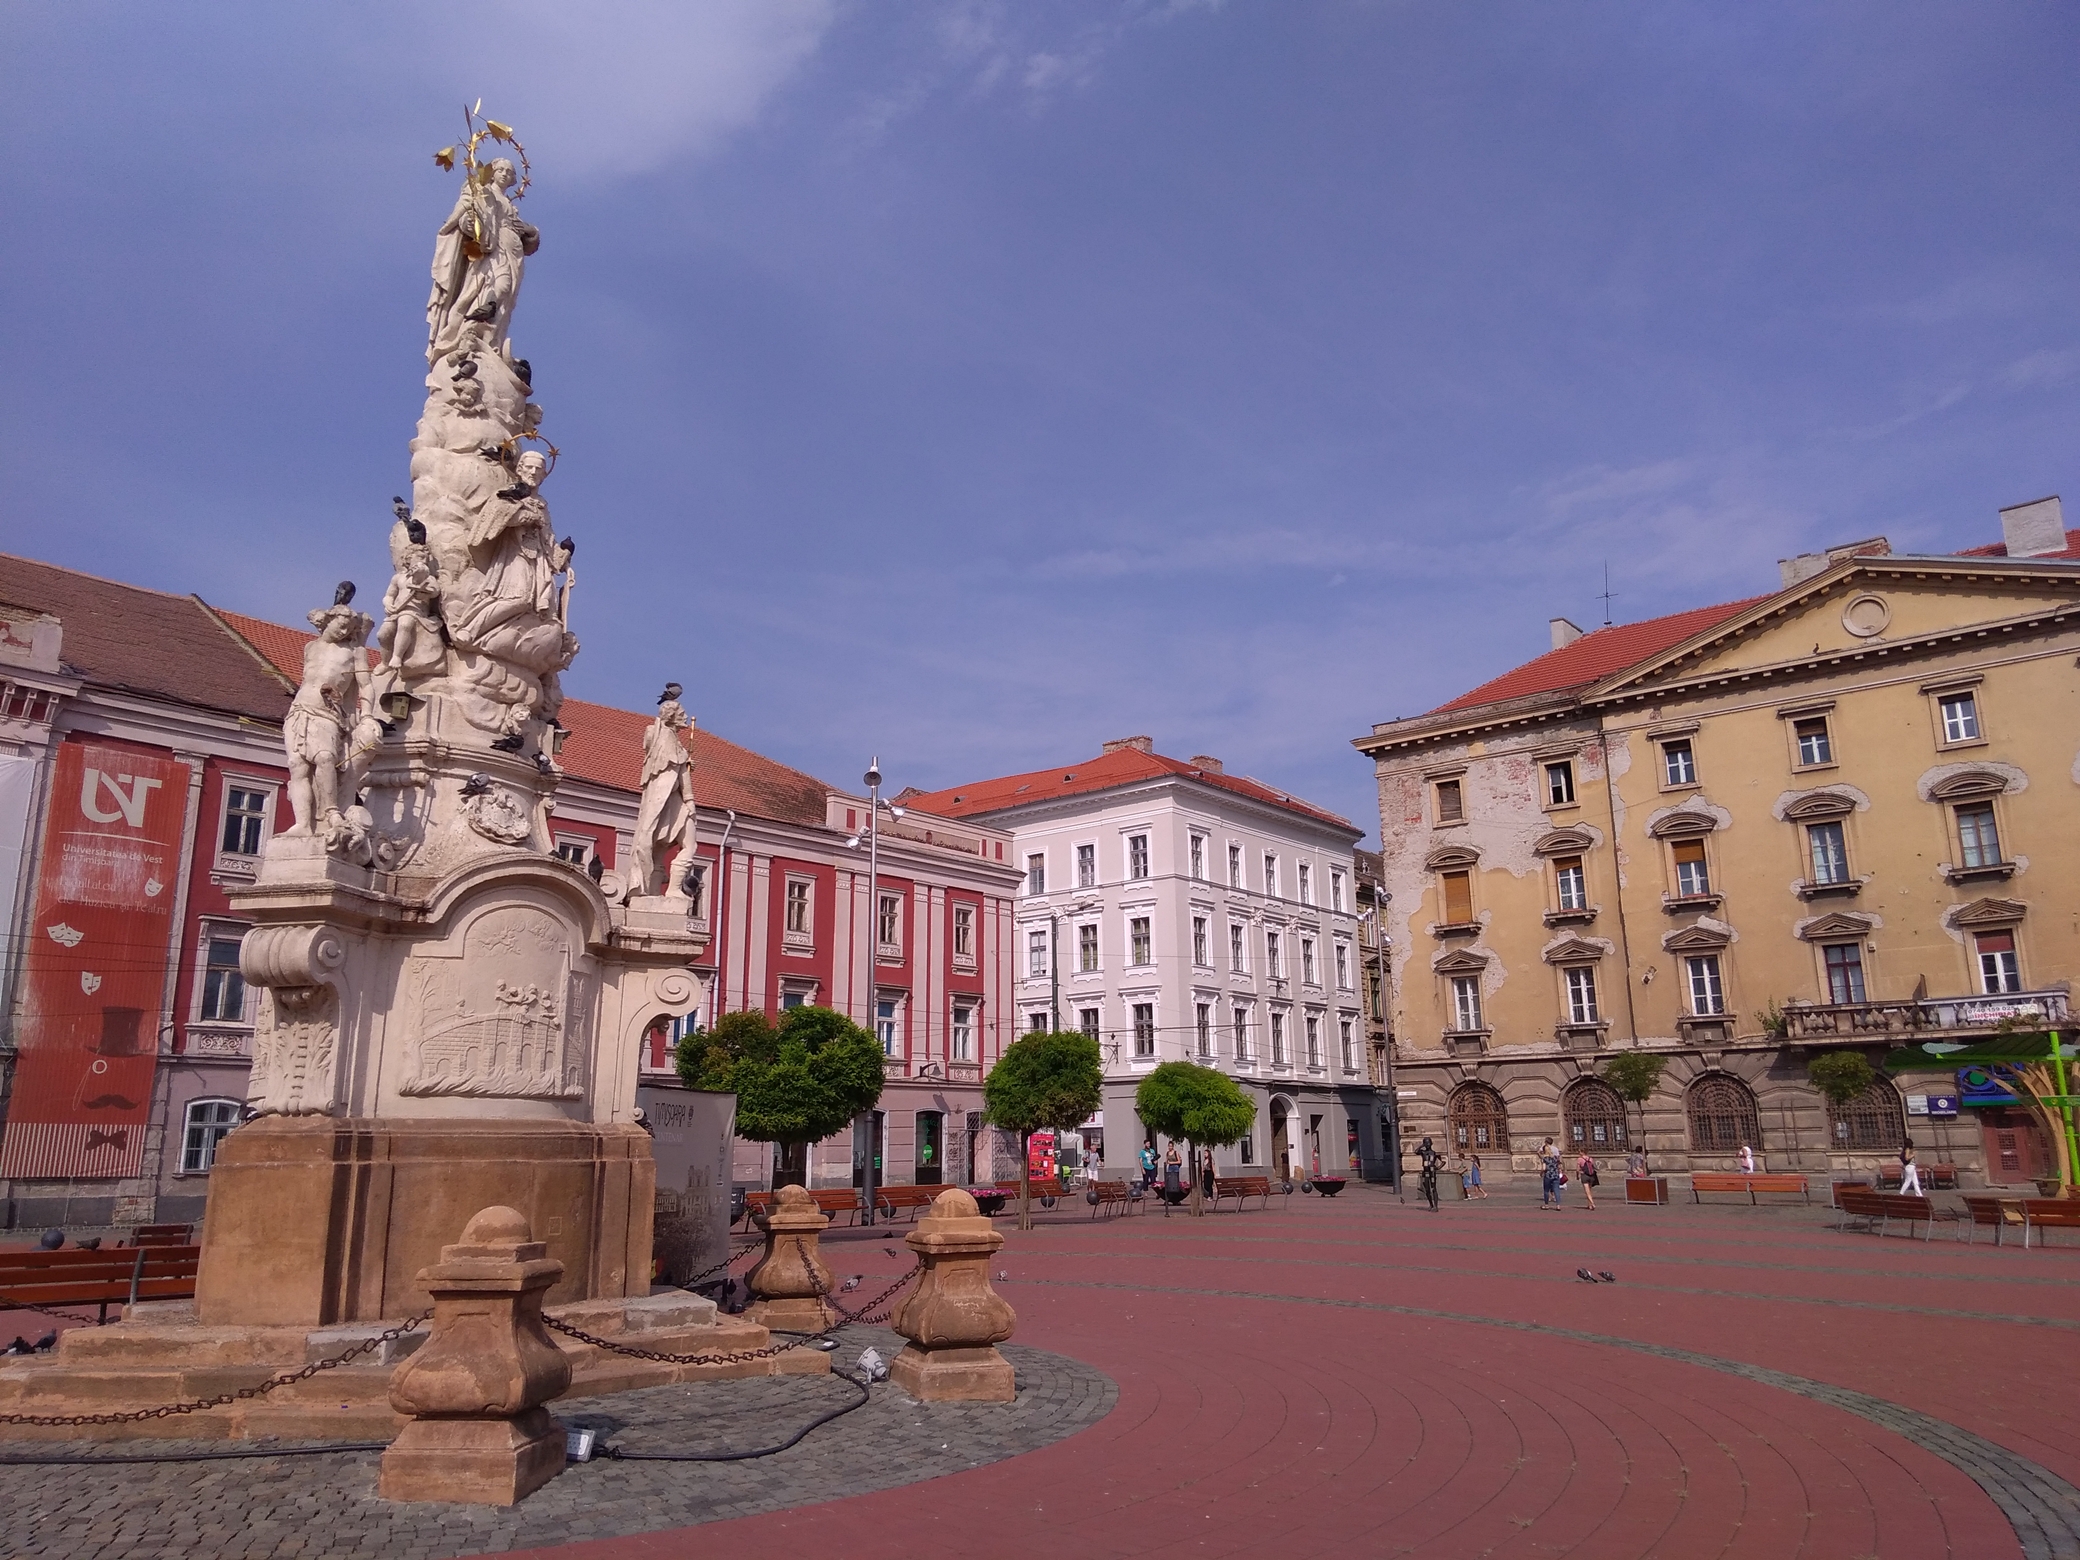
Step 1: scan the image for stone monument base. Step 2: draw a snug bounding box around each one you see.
[0,1291,826,1442]
[379,1408,566,1505]
[889,1343,1016,1403]
[195,1115,657,1326]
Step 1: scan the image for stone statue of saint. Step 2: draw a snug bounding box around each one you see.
[286,596,381,849]
[628,686,697,902]
[427,158,538,365]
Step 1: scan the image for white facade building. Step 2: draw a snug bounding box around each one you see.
[904,737,1388,1183]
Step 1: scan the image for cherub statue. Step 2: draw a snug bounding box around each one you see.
[285,589,381,850]
[376,529,443,682]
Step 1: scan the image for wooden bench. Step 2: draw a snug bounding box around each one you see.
[873,1185,942,1222]
[1961,1194,2026,1247]
[1878,1163,1960,1191]
[2022,1198,2080,1250]
[1087,1180,1136,1219]
[995,1178,1070,1208]
[1212,1175,1273,1211]
[1834,1187,1937,1241]
[125,1223,195,1247]
[738,1188,863,1228]
[1691,1172,1810,1205]
[0,1245,202,1322]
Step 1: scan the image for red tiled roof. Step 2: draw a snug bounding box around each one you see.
[1953,527,2080,563]
[1427,598,1767,715]
[903,746,1357,833]
[0,556,293,720]
[210,606,833,826]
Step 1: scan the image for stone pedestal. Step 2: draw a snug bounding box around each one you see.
[379,1206,571,1505]
[888,1188,1017,1402]
[744,1184,835,1334]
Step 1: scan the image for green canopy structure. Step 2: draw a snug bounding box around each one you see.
[1883,1029,2077,1191]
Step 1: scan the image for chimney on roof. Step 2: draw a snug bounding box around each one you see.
[1189,754,1225,773]
[1778,535,1892,589]
[1549,617,1584,650]
[1101,735,1154,755]
[2000,495,2066,558]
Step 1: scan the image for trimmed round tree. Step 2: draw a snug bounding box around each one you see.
[1808,1050,1876,1171]
[982,1030,1103,1230]
[678,1005,884,1189]
[1134,1061,1257,1216]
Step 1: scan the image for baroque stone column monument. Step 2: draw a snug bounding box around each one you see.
[196,118,705,1327]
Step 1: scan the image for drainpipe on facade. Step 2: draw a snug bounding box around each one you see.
[1049,912,1060,1032]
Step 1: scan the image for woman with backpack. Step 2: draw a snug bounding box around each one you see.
[1576,1149,1600,1209]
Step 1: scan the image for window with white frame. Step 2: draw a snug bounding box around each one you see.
[1823,943,1866,1004]
[1662,738,1697,787]
[1305,1013,1322,1069]
[953,905,975,961]
[1192,916,1210,968]
[682,862,708,920]
[784,877,813,944]
[198,932,247,1023]
[1554,856,1588,911]
[951,1004,975,1061]
[1078,1005,1100,1038]
[1263,853,1279,898]
[877,892,902,951]
[1028,1010,1050,1033]
[1189,833,1207,880]
[1301,936,1317,986]
[1129,917,1151,966]
[1239,1133,1256,1164]
[1025,853,1046,896]
[1298,863,1313,905]
[1939,691,1981,744]
[1227,843,1243,888]
[1671,839,1711,898]
[1331,868,1347,912]
[555,836,590,866]
[1956,803,2003,868]
[1229,922,1247,974]
[1027,929,1049,979]
[1132,1002,1156,1058]
[1232,1005,1252,1060]
[877,997,902,1055]
[1685,954,1726,1015]
[1078,921,1099,972]
[220,785,268,857]
[1334,940,1352,990]
[1450,975,1483,1031]
[1975,930,2021,994]
[1265,930,1283,979]
[180,1098,243,1173]
[1545,760,1576,807]
[1127,833,1150,880]
[1564,965,1600,1024]
[1076,842,1096,889]
[1339,1016,1356,1072]
[1195,1003,1213,1058]
[1794,716,1833,767]
[1807,822,1849,885]
[1270,1011,1289,1065]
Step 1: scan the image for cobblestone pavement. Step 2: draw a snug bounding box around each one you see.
[0,1328,1114,1560]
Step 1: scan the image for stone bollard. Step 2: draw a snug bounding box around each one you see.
[744,1183,835,1334]
[888,1188,1017,1402]
[378,1206,572,1506]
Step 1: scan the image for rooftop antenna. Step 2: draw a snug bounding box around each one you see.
[1597,562,1617,627]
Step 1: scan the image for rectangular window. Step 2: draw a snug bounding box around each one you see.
[951,1005,975,1061]
[877,893,901,950]
[953,905,974,959]
[1339,1016,1356,1072]
[181,1099,243,1174]
[1331,869,1347,913]
[1228,844,1243,888]
[1239,1134,1255,1165]
[1195,1003,1213,1058]
[221,786,267,856]
[1075,842,1096,888]
[1079,922,1099,972]
[1232,1006,1251,1060]
[1662,739,1697,787]
[1672,839,1710,897]
[1132,1002,1156,1058]
[1435,778,1464,824]
[785,878,811,935]
[683,864,708,920]
[1265,931,1283,979]
[1956,803,2002,868]
[1976,931,2021,994]
[1823,943,1866,1005]
[1545,760,1576,807]
[1270,1012,1288,1064]
[1450,975,1482,1032]
[1334,941,1352,990]
[1078,1006,1101,1039]
[1130,917,1152,966]
[1554,856,1587,911]
[1940,692,1981,744]
[1795,717,1833,766]
[199,937,246,1022]
[1028,1010,1050,1033]
[1192,916,1209,968]
[555,837,590,866]
[1298,863,1313,904]
[1441,870,1473,924]
[1305,1014,1322,1068]
[1564,965,1600,1024]
[1230,922,1247,973]
[1807,822,1849,885]
[1189,834,1206,880]
[877,998,900,1055]
[1127,834,1150,880]
[1685,954,1726,1015]
[1263,854,1279,897]
[1025,853,1046,896]
[1301,937,1317,985]
[1028,929,1049,979]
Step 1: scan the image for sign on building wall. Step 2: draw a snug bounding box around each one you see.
[0,743,187,1179]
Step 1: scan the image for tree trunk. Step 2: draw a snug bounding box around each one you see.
[1188,1141,1204,1217]
[1019,1128,1033,1232]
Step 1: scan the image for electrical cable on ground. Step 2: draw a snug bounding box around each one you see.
[596,1366,873,1462]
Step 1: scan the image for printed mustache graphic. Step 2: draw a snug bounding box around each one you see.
[81,1094,141,1111]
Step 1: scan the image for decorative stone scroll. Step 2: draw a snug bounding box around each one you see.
[241,925,348,1116]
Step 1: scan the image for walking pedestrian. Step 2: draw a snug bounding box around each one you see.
[1539,1137,1562,1209]
[1139,1143,1157,1191]
[1416,1136,1442,1211]
[1899,1141,1923,1196]
[1466,1151,1487,1199]
[1577,1150,1599,1209]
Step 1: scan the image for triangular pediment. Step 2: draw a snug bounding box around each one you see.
[1541,935,1607,966]
[1797,912,1875,942]
[1431,948,1491,975]
[1533,825,1597,857]
[1662,921,1732,952]
[1950,897,2026,929]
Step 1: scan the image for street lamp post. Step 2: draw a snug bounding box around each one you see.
[851,759,906,1227]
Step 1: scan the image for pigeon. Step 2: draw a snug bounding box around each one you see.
[1576,1268,1598,1283]
[459,772,495,798]
[449,356,478,380]
[333,580,357,606]
[1599,1271,1617,1284]
[5,1337,28,1356]
[76,1237,100,1251]
[997,1270,1009,1282]
[512,358,532,388]
[884,1247,898,1261]
[391,496,414,525]
[32,1332,55,1352]
[489,732,525,752]
[464,298,498,323]
[586,856,605,884]
[495,482,532,501]
[659,683,684,706]
[839,1275,862,1294]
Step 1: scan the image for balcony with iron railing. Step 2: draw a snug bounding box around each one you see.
[1779,988,2069,1043]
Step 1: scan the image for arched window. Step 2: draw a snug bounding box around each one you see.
[1827,1075,1905,1151]
[1686,1074,1760,1153]
[1447,1082,1511,1156]
[1563,1079,1629,1151]
[181,1097,244,1173]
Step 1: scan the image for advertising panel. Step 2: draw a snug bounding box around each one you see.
[0,742,188,1179]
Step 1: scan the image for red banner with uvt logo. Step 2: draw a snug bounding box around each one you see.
[0,742,188,1179]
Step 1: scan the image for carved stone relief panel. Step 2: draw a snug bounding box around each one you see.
[249,983,341,1116]
[402,903,586,1099]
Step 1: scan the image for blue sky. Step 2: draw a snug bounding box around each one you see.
[4,3,2077,841]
